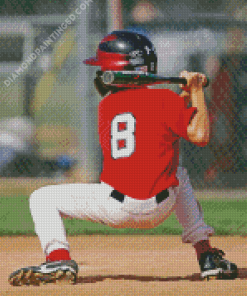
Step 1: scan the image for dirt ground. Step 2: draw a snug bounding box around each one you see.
[0,235,247,296]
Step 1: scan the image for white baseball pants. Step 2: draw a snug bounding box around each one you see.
[29,167,214,255]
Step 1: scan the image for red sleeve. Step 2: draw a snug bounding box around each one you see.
[164,90,197,140]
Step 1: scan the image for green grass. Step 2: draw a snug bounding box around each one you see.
[0,196,246,236]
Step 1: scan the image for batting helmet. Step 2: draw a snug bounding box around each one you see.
[83,30,157,74]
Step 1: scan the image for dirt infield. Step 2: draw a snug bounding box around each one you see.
[1,235,247,295]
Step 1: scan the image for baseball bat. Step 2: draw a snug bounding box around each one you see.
[98,71,209,87]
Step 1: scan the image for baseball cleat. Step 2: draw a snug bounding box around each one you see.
[8,260,78,286]
[199,249,238,280]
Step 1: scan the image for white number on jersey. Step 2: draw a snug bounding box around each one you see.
[111,113,136,159]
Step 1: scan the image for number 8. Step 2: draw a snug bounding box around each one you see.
[111,113,136,159]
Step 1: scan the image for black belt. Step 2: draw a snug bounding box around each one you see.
[110,188,169,204]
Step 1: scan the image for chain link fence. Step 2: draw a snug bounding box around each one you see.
[0,0,246,188]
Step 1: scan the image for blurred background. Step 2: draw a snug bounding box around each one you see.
[0,0,246,189]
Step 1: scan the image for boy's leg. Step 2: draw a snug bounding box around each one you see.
[175,167,237,280]
[9,182,129,286]
[29,182,130,256]
[174,167,214,245]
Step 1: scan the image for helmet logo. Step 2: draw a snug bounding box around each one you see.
[144,45,151,55]
[129,50,143,58]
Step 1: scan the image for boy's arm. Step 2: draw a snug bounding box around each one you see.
[179,71,210,146]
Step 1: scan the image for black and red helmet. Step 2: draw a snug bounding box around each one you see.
[83,30,157,74]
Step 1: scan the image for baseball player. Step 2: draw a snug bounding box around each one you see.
[9,31,238,286]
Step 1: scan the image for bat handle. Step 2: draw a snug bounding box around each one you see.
[177,78,187,85]
[181,77,210,88]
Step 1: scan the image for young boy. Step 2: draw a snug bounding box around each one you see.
[9,31,238,286]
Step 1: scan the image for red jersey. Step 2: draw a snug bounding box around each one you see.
[98,88,197,200]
